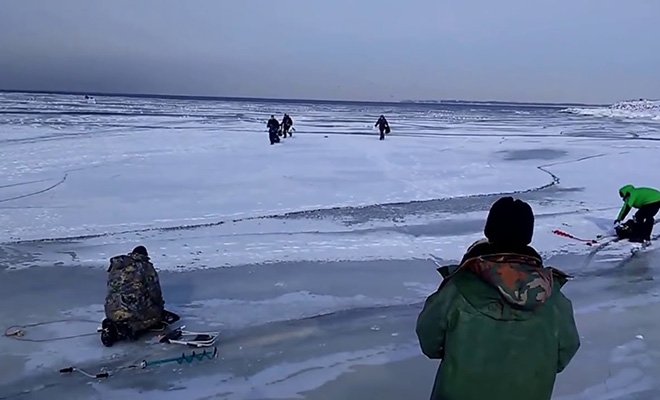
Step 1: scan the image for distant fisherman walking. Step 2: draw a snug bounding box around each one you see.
[267,115,281,145]
[375,115,390,140]
[281,113,294,137]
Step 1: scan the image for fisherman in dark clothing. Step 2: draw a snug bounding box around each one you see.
[267,115,281,145]
[282,114,294,137]
[375,115,390,140]
[102,246,165,346]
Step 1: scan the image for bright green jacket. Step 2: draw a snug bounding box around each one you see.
[416,252,580,400]
[616,185,660,222]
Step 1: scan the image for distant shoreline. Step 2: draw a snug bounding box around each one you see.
[0,89,604,108]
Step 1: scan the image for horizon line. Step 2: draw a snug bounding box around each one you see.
[0,88,610,108]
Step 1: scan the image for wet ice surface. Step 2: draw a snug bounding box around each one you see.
[1,93,660,399]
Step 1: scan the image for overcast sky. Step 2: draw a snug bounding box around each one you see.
[1,0,658,104]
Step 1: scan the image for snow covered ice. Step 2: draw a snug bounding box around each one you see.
[1,92,660,399]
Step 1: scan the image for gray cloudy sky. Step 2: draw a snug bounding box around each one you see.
[1,0,658,103]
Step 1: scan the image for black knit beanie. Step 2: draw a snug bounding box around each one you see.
[484,196,534,246]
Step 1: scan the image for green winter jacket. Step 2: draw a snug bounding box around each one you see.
[616,185,660,222]
[416,251,580,400]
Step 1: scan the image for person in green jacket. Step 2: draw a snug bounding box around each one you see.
[416,196,580,400]
[614,184,660,243]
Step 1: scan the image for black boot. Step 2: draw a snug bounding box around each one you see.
[100,319,118,347]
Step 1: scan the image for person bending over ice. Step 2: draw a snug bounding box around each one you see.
[614,184,660,244]
[416,196,580,400]
[101,245,166,346]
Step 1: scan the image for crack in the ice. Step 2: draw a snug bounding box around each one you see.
[0,174,68,203]
[0,177,55,190]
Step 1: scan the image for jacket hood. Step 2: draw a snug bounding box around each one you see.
[619,184,635,198]
[459,253,556,313]
[107,252,149,272]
